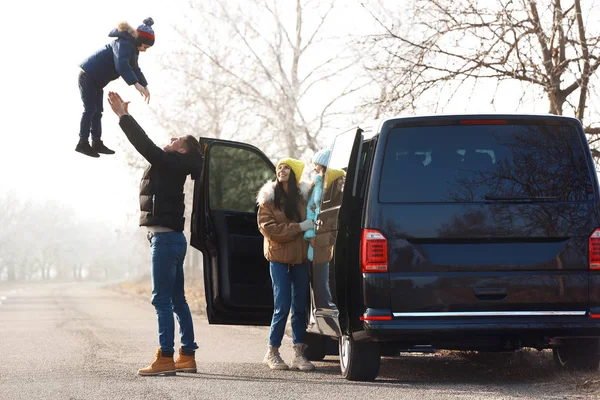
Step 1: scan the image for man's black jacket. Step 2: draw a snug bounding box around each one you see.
[119,115,203,232]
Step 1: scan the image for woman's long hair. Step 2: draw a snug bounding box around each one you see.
[274,170,301,222]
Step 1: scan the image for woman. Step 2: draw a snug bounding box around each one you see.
[256,157,315,371]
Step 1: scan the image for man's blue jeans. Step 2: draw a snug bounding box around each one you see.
[268,262,310,347]
[149,231,198,355]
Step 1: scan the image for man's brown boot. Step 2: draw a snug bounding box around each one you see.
[175,348,197,373]
[137,348,176,376]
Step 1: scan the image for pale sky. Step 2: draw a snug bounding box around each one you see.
[0,0,183,226]
[1,0,595,230]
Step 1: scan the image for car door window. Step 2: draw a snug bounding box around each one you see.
[208,145,274,212]
[322,129,357,209]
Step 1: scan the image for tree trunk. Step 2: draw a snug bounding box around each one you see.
[548,90,564,115]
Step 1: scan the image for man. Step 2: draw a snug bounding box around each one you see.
[107,91,203,376]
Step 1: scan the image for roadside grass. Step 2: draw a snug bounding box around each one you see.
[111,274,206,315]
[456,349,600,395]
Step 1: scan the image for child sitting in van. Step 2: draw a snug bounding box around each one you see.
[305,148,345,314]
[305,148,329,260]
[304,148,345,260]
[76,18,155,158]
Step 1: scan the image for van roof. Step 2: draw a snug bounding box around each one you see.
[357,113,582,140]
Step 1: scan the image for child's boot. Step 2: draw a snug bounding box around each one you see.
[92,139,115,155]
[75,139,100,158]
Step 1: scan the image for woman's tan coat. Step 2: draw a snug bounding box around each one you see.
[256,180,311,264]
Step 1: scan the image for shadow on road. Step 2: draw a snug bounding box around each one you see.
[171,349,599,397]
[377,351,559,383]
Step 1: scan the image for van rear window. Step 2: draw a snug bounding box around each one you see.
[379,124,593,203]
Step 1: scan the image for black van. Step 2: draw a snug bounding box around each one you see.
[191,114,600,381]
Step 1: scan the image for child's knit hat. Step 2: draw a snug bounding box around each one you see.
[137,18,155,46]
[312,148,331,167]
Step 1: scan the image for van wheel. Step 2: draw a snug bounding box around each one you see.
[339,334,380,381]
[304,333,327,361]
[553,338,600,371]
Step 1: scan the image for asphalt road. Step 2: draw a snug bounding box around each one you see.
[0,282,593,399]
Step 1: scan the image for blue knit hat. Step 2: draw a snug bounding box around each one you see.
[312,148,331,167]
[137,18,155,46]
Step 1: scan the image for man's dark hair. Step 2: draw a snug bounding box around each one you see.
[182,135,204,159]
[274,170,301,222]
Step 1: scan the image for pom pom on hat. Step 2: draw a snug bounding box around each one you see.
[312,148,331,167]
[137,17,155,46]
[276,158,304,184]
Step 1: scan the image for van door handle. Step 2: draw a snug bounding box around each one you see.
[474,288,507,301]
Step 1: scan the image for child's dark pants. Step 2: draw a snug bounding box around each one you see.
[78,70,104,141]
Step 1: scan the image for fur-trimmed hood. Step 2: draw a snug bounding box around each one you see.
[80,21,147,89]
[108,21,138,41]
[257,180,312,206]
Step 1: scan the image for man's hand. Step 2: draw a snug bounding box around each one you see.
[108,91,130,118]
[309,238,316,247]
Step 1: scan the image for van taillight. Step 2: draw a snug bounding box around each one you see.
[361,229,388,273]
[590,229,600,270]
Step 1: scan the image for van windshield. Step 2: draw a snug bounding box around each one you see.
[379,123,593,203]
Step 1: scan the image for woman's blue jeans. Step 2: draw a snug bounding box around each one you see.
[268,262,310,347]
[149,231,199,355]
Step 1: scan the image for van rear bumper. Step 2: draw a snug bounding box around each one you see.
[354,316,600,343]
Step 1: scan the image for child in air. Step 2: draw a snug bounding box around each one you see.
[76,18,155,158]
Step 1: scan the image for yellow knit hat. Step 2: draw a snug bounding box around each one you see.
[324,168,346,188]
[276,158,305,184]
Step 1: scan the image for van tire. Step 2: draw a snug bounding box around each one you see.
[339,334,380,381]
[553,338,600,371]
[304,333,327,361]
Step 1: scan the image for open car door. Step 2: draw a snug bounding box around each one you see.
[309,128,363,337]
[191,138,275,325]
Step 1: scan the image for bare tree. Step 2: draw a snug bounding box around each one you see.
[0,191,30,281]
[158,0,370,159]
[0,190,148,282]
[360,0,600,153]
